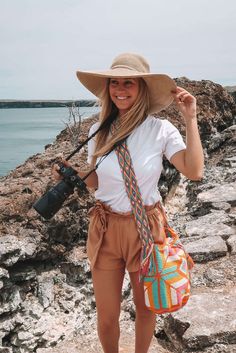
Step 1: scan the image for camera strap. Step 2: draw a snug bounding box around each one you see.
[80,136,127,182]
[65,109,118,161]
[64,108,127,183]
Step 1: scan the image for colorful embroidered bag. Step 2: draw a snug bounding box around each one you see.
[114,136,194,314]
[143,221,194,314]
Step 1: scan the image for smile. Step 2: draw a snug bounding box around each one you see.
[116,96,129,100]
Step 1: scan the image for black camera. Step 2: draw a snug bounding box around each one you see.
[32,108,119,220]
[33,164,88,220]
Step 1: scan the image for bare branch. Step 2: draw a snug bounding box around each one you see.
[63,102,83,147]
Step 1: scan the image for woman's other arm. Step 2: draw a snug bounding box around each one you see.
[170,87,204,181]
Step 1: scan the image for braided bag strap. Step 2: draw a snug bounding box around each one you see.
[115,140,155,276]
[109,118,157,276]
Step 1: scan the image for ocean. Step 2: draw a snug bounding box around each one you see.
[0,106,100,177]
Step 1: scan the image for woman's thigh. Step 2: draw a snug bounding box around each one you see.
[92,267,125,320]
[129,271,151,314]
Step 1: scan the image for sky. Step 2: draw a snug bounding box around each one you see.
[1,0,236,100]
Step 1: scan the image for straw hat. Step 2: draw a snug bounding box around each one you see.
[76,53,176,114]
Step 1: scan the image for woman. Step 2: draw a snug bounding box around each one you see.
[53,53,204,353]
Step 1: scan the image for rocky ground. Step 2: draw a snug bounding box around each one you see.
[0,78,235,353]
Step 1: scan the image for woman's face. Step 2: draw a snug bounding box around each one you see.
[109,77,140,116]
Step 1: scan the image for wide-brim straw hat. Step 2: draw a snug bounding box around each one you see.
[76,53,176,114]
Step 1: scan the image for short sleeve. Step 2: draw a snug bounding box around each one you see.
[87,122,100,164]
[163,120,186,161]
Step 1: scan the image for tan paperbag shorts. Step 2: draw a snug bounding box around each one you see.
[87,200,167,272]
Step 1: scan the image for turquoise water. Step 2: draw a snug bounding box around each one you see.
[0,106,99,177]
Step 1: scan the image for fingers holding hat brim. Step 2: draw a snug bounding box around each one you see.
[76,70,176,113]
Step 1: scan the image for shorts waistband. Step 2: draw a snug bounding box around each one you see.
[88,200,164,218]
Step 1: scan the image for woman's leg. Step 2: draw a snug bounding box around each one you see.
[92,267,125,353]
[129,271,156,353]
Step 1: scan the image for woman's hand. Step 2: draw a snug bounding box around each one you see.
[172,86,196,121]
[51,159,71,181]
[170,86,204,181]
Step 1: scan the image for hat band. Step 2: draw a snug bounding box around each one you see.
[111,64,147,73]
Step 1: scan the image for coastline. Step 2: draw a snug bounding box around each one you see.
[0,99,97,109]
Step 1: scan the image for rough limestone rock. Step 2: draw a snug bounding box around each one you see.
[197,182,236,204]
[0,286,22,316]
[0,348,13,353]
[164,287,236,352]
[183,235,228,262]
[37,272,54,309]
[0,268,9,290]
[0,78,235,352]
[200,343,236,353]
[0,231,42,267]
[184,210,235,239]
[226,234,236,254]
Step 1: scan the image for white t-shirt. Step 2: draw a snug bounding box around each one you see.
[87,116,186,212]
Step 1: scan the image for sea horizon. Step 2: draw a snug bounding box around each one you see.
[0,106,100,178]
[0,99,97,109]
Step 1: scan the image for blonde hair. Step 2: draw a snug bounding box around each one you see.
[90,78,150,168]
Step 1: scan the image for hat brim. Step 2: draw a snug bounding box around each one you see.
[76,68,176,114]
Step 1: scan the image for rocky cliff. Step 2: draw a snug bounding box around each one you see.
[225,86,236,103]
[0,78,235,353]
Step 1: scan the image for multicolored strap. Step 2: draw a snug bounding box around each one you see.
[110,119,155,277]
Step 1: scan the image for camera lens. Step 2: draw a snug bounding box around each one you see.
[33,180,74,219]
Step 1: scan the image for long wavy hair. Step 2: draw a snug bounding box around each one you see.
[90,78,150,168]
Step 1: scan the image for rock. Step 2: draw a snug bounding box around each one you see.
[185,211,235,239]
[35,312,75,347]
[164,287,236,352]
[0,268,8,288]
[211,202,231,211]
[10,265,37,282]
[64,246,87,266]
[37,273,54,309]
[0,285,22,316]
[223,156,236,168]
[197,182,236,204]
[183,236,228,262]
[60,254,91,286]
[0,235,38,267]
[200,343,236,353]
[207,125,236,153]
[203,267,226,286]
[0,313,23,342]
[12,330,35,343]
[227,234,236,254]
[20,299,44,321]
[0,236,22,267]
[0,348,13,353]
[0,268,9,280]
[190,255,236,288]
[10,330,39,351]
